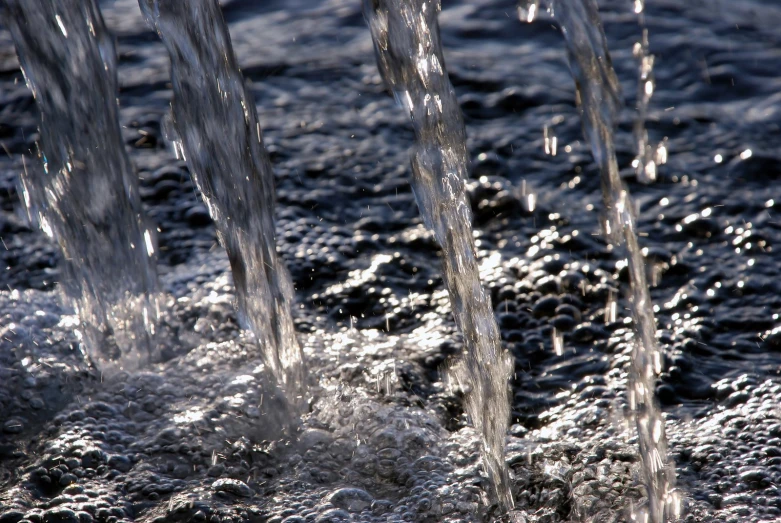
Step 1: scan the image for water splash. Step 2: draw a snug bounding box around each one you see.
[2,0,161,373]
[139,0,306,403]
[363,0,514,509]
[522,0,680,520]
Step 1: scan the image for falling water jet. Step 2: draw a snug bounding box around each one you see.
[2,0,162,374]
[520,0,680,520]
[139,0,306,406]
[363,0,514,510]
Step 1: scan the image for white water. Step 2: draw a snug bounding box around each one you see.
[5,0,688,517]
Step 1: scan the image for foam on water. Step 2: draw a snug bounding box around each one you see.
[138,0,306,403]
[363,0,514,510]
[2,0,161,374]
[531,0,680,519]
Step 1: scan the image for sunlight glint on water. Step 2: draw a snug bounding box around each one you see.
[3,0,161,373]
[363,0,515,510]
[521,0,681,520]
[139,0,306,403]
[518,0,540,23]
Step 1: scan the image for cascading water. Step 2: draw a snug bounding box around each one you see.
[2,0,161,374]
[137,0,306,404]
[521,0,681,520]
[363,0,515,510]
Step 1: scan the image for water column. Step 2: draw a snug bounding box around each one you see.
[3,0,161,373]
[138,0,306,402]
[538,0,680,520]
[363,0,514,509]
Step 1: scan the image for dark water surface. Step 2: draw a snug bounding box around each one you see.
[1,0,781,521]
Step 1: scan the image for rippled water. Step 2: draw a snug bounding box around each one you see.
[2,0,161,373]
[139,0,306,402]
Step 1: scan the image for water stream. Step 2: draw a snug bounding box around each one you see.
[138,0,306,404]
[2,0,161,374]
[529,0,680,520]
[363,0,514,510]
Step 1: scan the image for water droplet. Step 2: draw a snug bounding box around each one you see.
[518,0,539,23]
[552,329,563,356]
[54,14,68,37]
